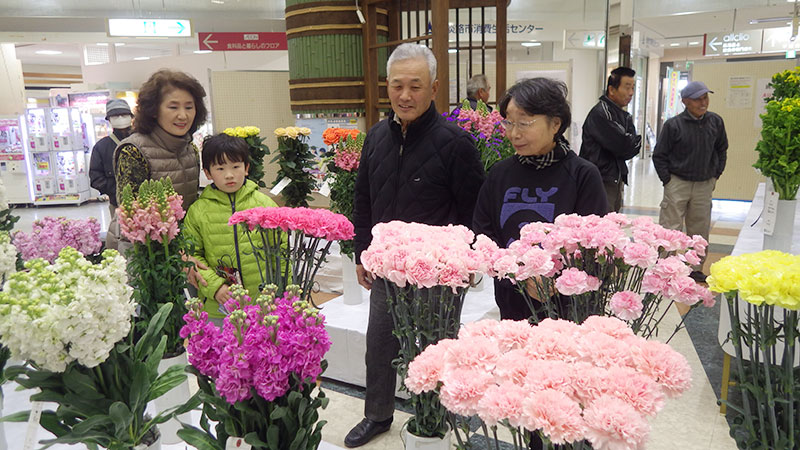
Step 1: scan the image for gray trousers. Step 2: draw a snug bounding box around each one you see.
[658,175,716,270]
[364,279,400,422]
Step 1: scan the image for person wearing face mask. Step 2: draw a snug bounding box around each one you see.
[114,69,209,288]
[89,98,133,250]
[579,67,642,212]
[472,77,608,450]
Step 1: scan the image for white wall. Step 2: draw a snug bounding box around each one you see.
[81,50,289,96]
[553,47,604,151]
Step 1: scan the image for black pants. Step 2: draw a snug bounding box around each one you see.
[364,279,400,422]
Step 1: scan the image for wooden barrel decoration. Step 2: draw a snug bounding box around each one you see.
[285,0,389,114]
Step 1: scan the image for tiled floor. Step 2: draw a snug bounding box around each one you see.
[2,154,750,449]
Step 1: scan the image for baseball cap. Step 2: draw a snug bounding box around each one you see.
[105,99,132,120]
[680,81,713,99]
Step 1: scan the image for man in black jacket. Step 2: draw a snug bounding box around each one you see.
[654,81,727,283]
[89,99,132,249]
[345,43,485,448]
[579,67,641,212]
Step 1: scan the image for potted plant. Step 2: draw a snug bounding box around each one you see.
[228,206,354,307]
[444,99,515,172]
[11,216,102,263]
[484,213,715,338]
[272,127,315,207]
[177,284,331,449]
[222,126,270,188]
[708,250,800,449]
[360,221,492,446]
[0,248,196,449]
[754,71,800,250]
[117,178,194,443]
[406,316,693,450]
[322,127,364,304]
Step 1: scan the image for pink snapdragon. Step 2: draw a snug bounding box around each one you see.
[117,185,184,245]
[404,317,691,449]
[13,216,102,262]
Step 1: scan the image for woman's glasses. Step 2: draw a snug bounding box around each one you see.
[500,118,539,130]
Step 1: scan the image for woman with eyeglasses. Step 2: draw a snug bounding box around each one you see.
[473,77,608,322]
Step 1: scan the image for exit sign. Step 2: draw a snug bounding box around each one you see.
[108,19,192,37]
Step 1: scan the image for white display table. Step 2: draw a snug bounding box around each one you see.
[322,278,499,389]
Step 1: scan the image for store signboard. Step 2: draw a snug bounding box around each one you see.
[564,30,606,50]
[762,28,800,53]
[108,19,191,37]
[704,30,762,57]
[197,32,288,51]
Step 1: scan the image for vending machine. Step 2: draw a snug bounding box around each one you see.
[23,107,91,205]
[0,116,33,204]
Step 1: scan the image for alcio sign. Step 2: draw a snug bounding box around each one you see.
[704,30,762,57]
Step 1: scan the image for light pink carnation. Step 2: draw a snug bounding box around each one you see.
[521,389,586,445]
[609,291,644,321]
[602,366,665,417]
[438,367,494,416]
[622,242,658,268]
[583,395,650,450]
[630,340,692,397]
[477,383,527,427]
[555,268,601,296]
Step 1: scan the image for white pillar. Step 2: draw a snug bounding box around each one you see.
[0,44,25,116]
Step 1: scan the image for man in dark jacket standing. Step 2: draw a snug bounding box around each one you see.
[579,67,641,212]
[654,81,727,283]
[89,99,132,249]
[345,43,485,448]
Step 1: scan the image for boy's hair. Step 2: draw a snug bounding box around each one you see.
[201,133,251,171]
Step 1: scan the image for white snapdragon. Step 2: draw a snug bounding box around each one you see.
[0,248,134,372]
[0,232,16,282]
[0,178,8,211]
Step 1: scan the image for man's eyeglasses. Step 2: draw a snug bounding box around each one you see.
[500,118,539,130]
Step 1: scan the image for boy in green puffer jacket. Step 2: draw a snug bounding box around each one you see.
[183,133,279,320]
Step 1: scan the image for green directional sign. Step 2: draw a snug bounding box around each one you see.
[108,19,192,37]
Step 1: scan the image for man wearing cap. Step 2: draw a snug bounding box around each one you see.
[89,99,133,250]
[653,81,728,283]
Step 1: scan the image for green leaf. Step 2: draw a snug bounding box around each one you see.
[0,410,31,422]
[71,415,113,435]
[128,361,149,415]
[62,367,103,399]
[244,432,270,446]
[267,425,280,449]
[147,364,187,402]
[144,335,167,374]
[135,303,173,360]
[108,402,133,441]
[38,411,72,438]
[270,406,287,420]
[289,428,307,450]
[177,427,224,450]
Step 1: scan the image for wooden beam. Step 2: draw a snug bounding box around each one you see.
[369,34,433,49]
[495,0,507,99]
[364,3,380,128]
[431,0,449,114]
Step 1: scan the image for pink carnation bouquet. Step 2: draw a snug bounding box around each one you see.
[180,284,331,447]
[12,216,102,262]
[229,206,354,305]
[322,127,365,259]
[360,221,492,438]
[406,316,692,450]
[485,213,713,338]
